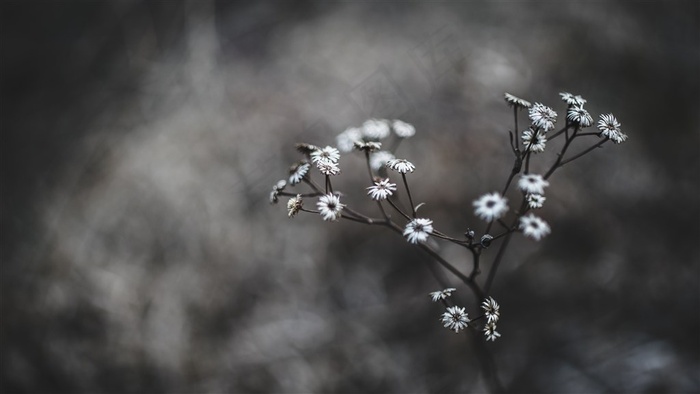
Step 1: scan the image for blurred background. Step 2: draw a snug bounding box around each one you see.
[2,1,699,392]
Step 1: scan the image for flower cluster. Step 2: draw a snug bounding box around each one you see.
[271,92,627,342]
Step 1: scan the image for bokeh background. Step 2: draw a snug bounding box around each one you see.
[2,1,699,393]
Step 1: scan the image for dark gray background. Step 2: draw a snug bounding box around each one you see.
[2,1,699,392]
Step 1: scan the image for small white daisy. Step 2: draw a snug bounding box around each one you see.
[484,322,501,341]
[403,218,434,244]
[567,107,593,127]
[386,158,416,174]
[526,193,546,209]
[287,194,303,218]
[296,143,318,156]
[597,113,627,144]
[316,160,340,176]
[519,213,551,241]
[310,146,340,164]
[529,102,558,131]
[336,127,362,153]
[367,178,397,201]
[559,92,587,107]
[362,118,391,140]
[429,288,457,302]
[441,306,470,333]
[518,173,550,195]
[288,162,310,185]
[504,92,532,108]
[473,192,509,222]
[481,297,500,324]
[369,150,396,171]
[354,140,382,152]
[392,119,416,138]
[521,128,547,153]
[317,193,345,221]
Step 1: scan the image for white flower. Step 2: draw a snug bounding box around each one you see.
[526,193,546,209]
[370,151,396,171]
[386,158,415,174]
[403,218,434,244]
[529,102,558,131]
[367,178,397,201]
[269,180,287,204]
[354,140,382,152]
[441,306,470,333]
[518,173,550,195]
[484,322,501,341]
[362,119,391,140]
[287,195,303,218]
[311,146,340,164]
[519,213,551,241]
[481,297,500,324]
[521,128,547,153]
[317,194,345,221]
[567,107,593,127]
[429,288,457,302]
[392,120,416,138]
[336,127,362,153]
[504,92,532,108]
[597,113,627,144]
[559,92,587,107]
[288,162,310,185]
[473,192,509,222]
[316,159,341,176]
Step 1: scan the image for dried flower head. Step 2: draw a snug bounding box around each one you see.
[567,107,593,127]
[441,306,470,333]
[392,120,416,138]
[518,173,550,195]
[316,159,341,176]
[336,127,362,153]
[404,218,434,244]
[269,180,287,204]
[296,143,318,156]
[504,92,532,109]
[481,297,500,324]
[526,193,546,209]
[386,158,416,174]
[429,288,457,302]
[559,92,587,107]
[288,162,310,185]
[519,213,551,241]
[317,193,345,221]
[473,192,509,222]
[597,113,628,144]
[529,102,558,131]
[354,140,382,152]
[484,322,501,341]
[367,178,397,201]
[287,194,303,218]
[311,146,341,164]
[521,128,547,153]
[362,118,391,140]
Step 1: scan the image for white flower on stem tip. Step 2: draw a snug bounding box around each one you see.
[481,297,500,324]
[559,92,587,107]
[441,306,470,333]
[519,213,551,241]
[597,113,628,144]
[518,173,550,195]
[354,140,382,152]
[528,102,558,131]
[403,218,434,244]
[269,180,287,204]
[484,322,501,342]
[504,92,532,109]
[311,146,340,164]
[526,193,546,209]
[521,128,547,153]
[473,192,509,222]
[386,158,415,174]
[392,120,416,138]
[370,151,396,171]
[287,194,303,218]
[316,159,341,176]
[567,107,593,127]
[362,118,391,140]
[336,127,362,153]
[429,288,457,302]
[317,193,345,221]
[367,178,397,201]
[288,162,310,185]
